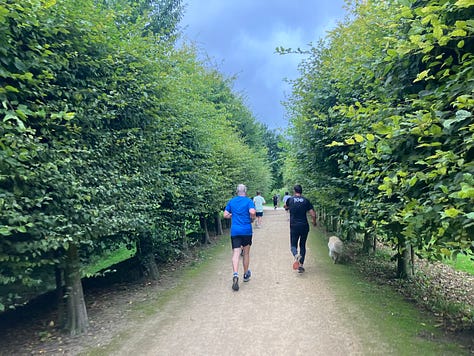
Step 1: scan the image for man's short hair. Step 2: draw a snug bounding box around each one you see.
[294,184,302,194]
[236,184,247,194]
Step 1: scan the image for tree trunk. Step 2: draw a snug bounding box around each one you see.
[200,215,210,244]
[55,265,65,328]
[331,216,338,232]
[336,217,340,232]
[320,208,326,228]
[138,235,159,280]
[215,212,223,236]
[182,226,189,251]
[362,232,373,254]
[396,235,413,279]
[223,215,231,229]
[347,227,355,241]
[143,252,160,280]
[64,243,89,335]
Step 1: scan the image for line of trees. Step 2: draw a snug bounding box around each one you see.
[284,0,473,278]
[0,0,283,334]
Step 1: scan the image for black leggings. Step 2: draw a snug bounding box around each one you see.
[290,225,309,264]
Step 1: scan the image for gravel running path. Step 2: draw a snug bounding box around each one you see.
[113,208,385,355]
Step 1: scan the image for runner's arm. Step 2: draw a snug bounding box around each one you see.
[249,208,256,222]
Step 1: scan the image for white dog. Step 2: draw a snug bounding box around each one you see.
[328,236,344,264]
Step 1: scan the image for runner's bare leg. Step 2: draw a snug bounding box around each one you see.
[232,247,241,274]
[242,244,250,273]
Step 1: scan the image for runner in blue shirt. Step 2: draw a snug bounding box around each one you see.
[224,184,256,291]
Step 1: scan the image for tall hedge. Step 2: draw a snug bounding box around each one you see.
[285,0,473,277]
[0,0,273,334]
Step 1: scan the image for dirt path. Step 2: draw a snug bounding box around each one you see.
[112,208,383,355]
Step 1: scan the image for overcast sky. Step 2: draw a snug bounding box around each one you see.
[179,1,347,131]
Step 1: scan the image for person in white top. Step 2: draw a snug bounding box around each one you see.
[282,192,291,220]
[253,191,266,227]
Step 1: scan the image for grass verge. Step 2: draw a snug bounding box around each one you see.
[309,228,472,355]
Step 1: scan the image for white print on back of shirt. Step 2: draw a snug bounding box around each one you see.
[293,197,304,203]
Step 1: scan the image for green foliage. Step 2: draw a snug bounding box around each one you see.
[285,0,474,271]
[0,0,274,318]
[262,127,286,190]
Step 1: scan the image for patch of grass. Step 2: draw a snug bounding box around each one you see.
[82,245,136,277]
[310,230,470,355]
[444,254,474,275]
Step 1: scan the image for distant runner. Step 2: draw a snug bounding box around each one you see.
[253,191,266,227]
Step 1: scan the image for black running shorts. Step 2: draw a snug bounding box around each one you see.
[231,235,252,249]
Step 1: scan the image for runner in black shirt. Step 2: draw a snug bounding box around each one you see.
[284,184,317,273]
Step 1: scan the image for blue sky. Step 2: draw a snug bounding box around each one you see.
[180,1,348,130]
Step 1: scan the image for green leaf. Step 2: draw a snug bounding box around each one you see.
[414,69,431,82]
[457,183,474,198]
[442,110,471,129]
[454,0,474,8]
[456,110,472,120]
[443,208,461,218]
[326,141,344,147]
[433,25,443,40]
[0,227,11,236]
[16,226,27,233]
[450,29,467,37]
[5,85,19,93]
[440,248,451,257]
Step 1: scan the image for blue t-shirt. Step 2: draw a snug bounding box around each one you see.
[225,196,255,236]
[253,195,265,212]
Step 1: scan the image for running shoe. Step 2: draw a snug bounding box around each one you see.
[298,265,305,273]
[232,276,239,291]
[292,254,301,270]
[243,270,251,282]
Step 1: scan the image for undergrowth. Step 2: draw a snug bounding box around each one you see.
[347,241,474,334]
